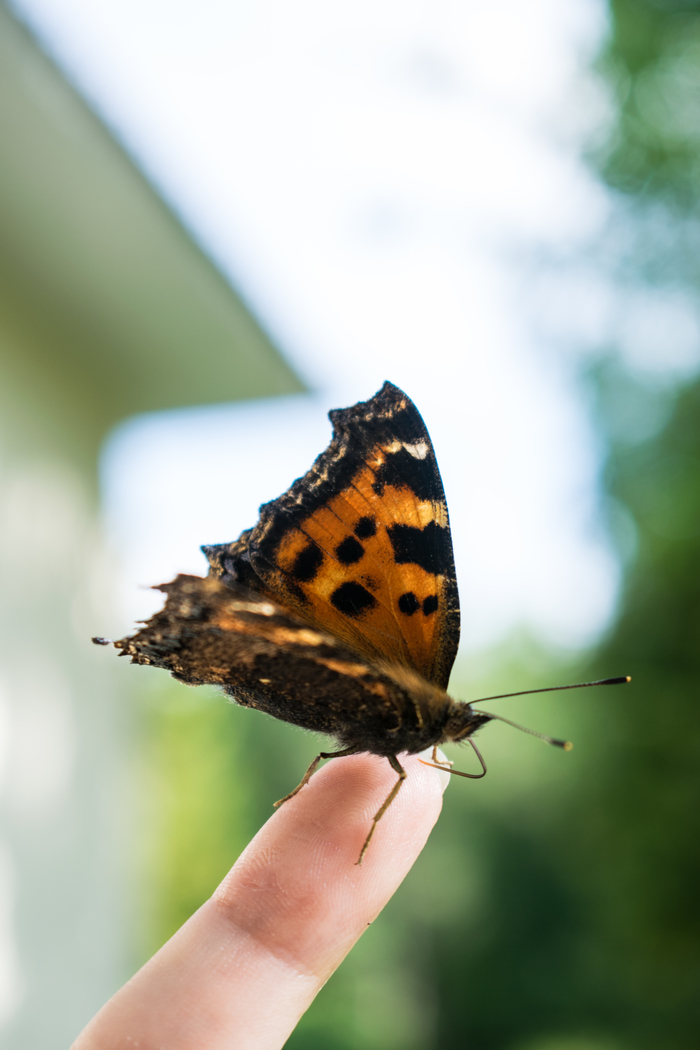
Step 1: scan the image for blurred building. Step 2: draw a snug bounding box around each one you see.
[0,3,302,1044]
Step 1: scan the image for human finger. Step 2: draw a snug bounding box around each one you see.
[72,751,447,1050]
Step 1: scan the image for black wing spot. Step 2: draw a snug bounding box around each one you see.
[331,582,377,617]
[387,521,450,575]
[372,448,443,502]
[354,515,377,539]
[292,542,324,582]
[422,595,438,616]
[335,535,364,565]
[398,592,420,616]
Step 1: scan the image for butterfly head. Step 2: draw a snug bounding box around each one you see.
[441,702,493,744]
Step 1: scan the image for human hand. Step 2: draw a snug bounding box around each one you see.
[72,751,449,1050]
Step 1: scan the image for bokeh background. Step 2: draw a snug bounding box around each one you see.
[0,0,698,1046]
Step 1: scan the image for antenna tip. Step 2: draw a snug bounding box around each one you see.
[563,740,574,751]
[91,636,112,646]
[599,676,631,686]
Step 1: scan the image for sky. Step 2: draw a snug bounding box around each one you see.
[13,0,629,655]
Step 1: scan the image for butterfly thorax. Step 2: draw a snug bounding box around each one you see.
[347,659,489,756]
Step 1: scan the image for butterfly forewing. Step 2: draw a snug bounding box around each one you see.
[208,383,460,690]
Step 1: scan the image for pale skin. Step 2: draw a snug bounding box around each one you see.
[72,751,450,1050]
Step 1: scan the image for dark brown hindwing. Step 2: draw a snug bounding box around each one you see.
[114,574,454,755]
[203,382,460,690]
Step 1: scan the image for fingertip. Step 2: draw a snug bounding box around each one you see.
[213,750,444,977]
[80,751,448,1050]
[73,752,448,1050]
[290,750,446,870]
[414,746,453,792]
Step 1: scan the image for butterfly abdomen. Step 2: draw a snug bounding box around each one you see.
[223,638,456,757]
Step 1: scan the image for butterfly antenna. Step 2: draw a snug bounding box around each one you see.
[471,676,630,705]
[473,709,573,750]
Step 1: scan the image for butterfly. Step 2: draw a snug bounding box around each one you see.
[97,382,628,863]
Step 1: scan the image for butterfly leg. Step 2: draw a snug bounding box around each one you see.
[356,755,407,866]
[273,745,360,808]
[430,745,453,768]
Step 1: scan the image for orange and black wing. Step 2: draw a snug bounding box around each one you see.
[205,382,460,690]
[113,574,414,743]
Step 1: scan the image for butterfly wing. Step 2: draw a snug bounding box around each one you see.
[205,382,460,690]
[114,574,434,746]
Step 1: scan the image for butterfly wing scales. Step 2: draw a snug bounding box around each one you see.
[114,574,413,743]
[205,382,460,689]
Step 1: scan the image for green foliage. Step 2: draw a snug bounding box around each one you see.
[417,379,700,1050]
[572,5,700,1037]
[561,373,700,1046]
[598,0,700,203]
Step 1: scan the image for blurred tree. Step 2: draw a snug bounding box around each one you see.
[421,372,700,1050]
[421,3,700,1046]
[577,10,700,1043]
[599,0,700,206]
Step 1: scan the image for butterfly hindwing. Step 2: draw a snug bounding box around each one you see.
[114,574,448,750]
[205,382,460,689]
